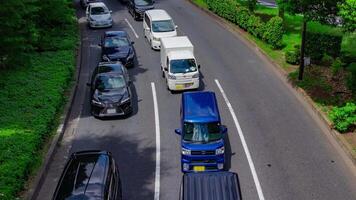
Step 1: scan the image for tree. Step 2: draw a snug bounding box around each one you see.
[276,0,287,19]
[0,0,39,68]
[284,0,343,80]
[338,0,356,32]
[247,0,258,12]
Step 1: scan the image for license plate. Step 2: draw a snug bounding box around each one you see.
[107,109,116,114]
[184,83,193,87]
[176,84,184,90]
[193,166,205,172]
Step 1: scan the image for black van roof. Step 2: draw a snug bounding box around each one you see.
[182,172,241,200]
[53,151,112,200]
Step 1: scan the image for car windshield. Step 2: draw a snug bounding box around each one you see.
[152,20,175,32]
[134,0,153,6]
[170,59,197,74]
[95,75,126,91]
[183,122,222,143]
[91,6,109,15]
[104,37,129,48]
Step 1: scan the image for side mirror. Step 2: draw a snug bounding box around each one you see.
[86,83,91,87]
[175,129,182,135]
[221,126,228,134]
[109,10,113,13]
[175,25,178,29]
[145,27,150,31]
[98,43,102,46]
[198,65,201,69]
[131,41,135,45]
[164,67,168,71]
[128,80,132,85]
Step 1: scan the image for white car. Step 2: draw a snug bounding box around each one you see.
[143,9,177,50]
[86,2,113,28]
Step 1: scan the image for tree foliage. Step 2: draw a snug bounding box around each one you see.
[0,0,75,68]
[338,0,356,32]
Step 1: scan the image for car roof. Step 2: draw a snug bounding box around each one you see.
[145,9,171,20]
[182,91,220,123]
[97,62,125,75]
[89,2,106,7]
[53,151,112,200]
[105,31,128,38]
[182,172,241,200]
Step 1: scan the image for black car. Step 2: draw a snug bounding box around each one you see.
[127,0,154,20]
[88,62,133,117]
[80,0,98,8]
[52,151,122,200]
[100,31,136,68]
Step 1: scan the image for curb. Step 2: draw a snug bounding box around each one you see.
[187,0,356,165]
[25,25,83,200]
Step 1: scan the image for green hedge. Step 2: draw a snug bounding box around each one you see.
[329,102,356,132]
[206,0,284,49]
[305,31,343,63]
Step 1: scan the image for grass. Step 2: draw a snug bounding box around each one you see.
[0,16,78,200]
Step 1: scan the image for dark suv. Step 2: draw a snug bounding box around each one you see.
[100,31,136,68]
[88,62,133,118]
[52,151,122,200]
[127,0,154,20]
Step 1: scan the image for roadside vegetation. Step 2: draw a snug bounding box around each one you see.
[192,0,355,152]
[0,0,78,199]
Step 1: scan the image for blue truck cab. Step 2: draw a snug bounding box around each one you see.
[175,91,227,173]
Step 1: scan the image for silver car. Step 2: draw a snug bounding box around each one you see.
[86,2,113,28]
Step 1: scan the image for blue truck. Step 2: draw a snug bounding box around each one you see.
[175,91,227,172]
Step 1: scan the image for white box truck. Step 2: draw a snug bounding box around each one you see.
[161,36,200,91]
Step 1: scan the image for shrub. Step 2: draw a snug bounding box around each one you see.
[305,31,343,63]
[329,103,356,132]
[347,62,356,95]
[331,58,343,75]
[286,45,300,65]
[206,0,284,49]
[263,16,284,49]
[321,54,334,66]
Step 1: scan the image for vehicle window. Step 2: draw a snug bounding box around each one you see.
[91,6,109,15]
[134,0,153,6]
[98,65,123,74]
[170,59,197,74]
[183,122,222,143]
[152,20,175,32]
[95,75,126,91]
[104,37,129,48]
[144,14,149,27]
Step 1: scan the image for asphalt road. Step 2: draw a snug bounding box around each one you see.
[35,0,356,200]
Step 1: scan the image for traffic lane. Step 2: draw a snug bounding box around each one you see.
[159,0,356,199]
[69,1,158,199]
[122,1,268,199]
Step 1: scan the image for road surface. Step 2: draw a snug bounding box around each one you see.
[35,0,356,200]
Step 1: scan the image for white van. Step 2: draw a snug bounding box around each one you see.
[143,9,177,50]
[161,36,200,91]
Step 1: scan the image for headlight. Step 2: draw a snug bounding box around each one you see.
[102,55,110,61]
[216,147,224,155]
[91,99,104,106]
[121,96,130,104]
[90,17,95,21]
[167,74,176,80]
[153,36,159,41]
[192,73,199,78]
[182,148,191,155]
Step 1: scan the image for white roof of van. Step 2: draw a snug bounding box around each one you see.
[89,2,106,7]
[168,50,195,60]
[145,9,172,20]
[161,36,193,49]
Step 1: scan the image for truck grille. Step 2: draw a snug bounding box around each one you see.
[191,150,215,155]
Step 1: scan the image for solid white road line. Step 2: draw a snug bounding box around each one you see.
[125,18,139,38]
[215,79,266,200]
[151,82,161,200]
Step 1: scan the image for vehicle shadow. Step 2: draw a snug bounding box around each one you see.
[224,128,234,171]
[69,134,155,200]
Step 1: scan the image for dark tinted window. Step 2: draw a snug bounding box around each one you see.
[134,0,153,6]
[54,155,109,200]
[95,75,126,91]
[104,37,129,48]
[183,122,222,143]
[170,59,197,74]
